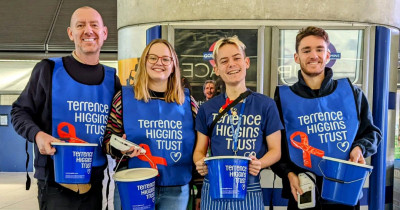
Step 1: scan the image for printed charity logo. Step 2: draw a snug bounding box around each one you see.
[138,119,184,163]
[337,141,349,152]
[137,181,155,200]
[73,151,93,170]
[170,152,182,162]
[290,111,352,168]
[290,131,325,168]
[212,113,261,152]
[226,165,247,185]
[296,111,350,154]
[297,111,348,144]
[65,100,110,136]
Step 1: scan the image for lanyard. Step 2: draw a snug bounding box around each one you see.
[228,98,246,155]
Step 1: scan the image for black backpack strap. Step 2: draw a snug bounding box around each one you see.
[207,90,252,137]
[25,139,31,190]
[269,173,276,210]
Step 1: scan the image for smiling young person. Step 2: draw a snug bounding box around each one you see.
[11,6,121,210]
[271,26,382,209]
[193,36,282,210]
[103,39,198,210]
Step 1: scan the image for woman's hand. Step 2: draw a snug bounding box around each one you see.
[121,146,143,158]
[120,134,143,158]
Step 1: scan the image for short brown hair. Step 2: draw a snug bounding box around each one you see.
[295,26,330,52]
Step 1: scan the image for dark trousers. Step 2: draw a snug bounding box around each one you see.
[287,195,360,210]
[37,180,103,210]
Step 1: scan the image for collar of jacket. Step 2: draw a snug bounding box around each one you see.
[290,67,336,98]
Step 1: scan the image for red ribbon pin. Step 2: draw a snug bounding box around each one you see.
[290,131,325,168]
[137,144,167,169]
[57,122,87,143]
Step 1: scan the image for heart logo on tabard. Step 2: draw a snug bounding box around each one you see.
[337,141,349,153]
[170,152,182,162]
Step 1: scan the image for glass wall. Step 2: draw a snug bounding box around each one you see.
[171,26,368,102]
[174,29,258,104]
[0,59,118,105]
[277,29,364,85]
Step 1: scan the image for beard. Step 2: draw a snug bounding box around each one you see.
[302,70,323,77]
[299,62,325,77]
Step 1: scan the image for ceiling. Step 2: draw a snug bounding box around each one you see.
[0,0,117,56]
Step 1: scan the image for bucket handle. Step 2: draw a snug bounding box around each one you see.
[114,154,128,173]
[114,153,157,173]
[318,159,371,184]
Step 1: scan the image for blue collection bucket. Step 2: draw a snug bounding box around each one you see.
[318,156,373,206]
[204,156,251,200]
[51,142,97,184]
[114,168,158,210]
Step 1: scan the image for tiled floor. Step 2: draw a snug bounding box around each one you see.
[0,172,38,210]
[0,172,372,210]
[0,157,117,210]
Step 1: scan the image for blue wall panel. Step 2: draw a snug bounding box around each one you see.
[0,105,33,172]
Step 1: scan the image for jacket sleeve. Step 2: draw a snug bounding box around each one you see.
[351,86,382,157]
[10,59,53,143]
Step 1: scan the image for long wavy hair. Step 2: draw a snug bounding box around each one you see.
[133,39,185,104]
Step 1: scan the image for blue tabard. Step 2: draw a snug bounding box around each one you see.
[122,86,195,186]
[51,57,115,167]
[279,79,359,176]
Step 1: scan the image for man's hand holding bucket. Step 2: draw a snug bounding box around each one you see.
[349,146,365,164]
[195,157,208,176]
[249,156,262,176]
[35,131,62,155]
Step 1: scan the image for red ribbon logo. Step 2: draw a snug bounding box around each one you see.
[290,131,325,168]
[57,122,87,143]
[137,144,167,169]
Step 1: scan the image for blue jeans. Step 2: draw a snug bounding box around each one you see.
[113,165,127,210]
[114,184,122,210]
[155,184,189,210]
[114,183,189,210]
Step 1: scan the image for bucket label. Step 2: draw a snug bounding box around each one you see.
[212,113,261,154]
[137,181,155,200]
[226,164,247,193]
[73,151,93,171]
[129,180,156,209]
